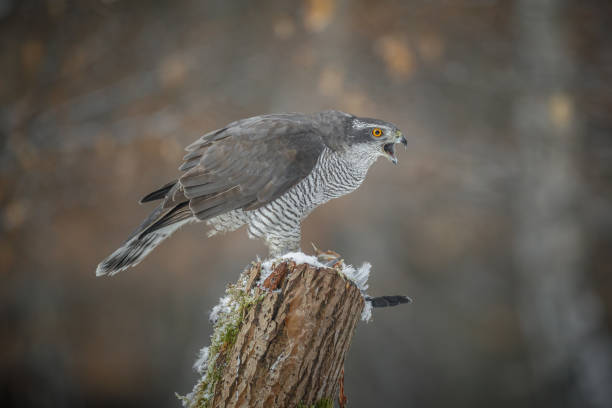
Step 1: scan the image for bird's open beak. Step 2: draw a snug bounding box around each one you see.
[382,131,407,165]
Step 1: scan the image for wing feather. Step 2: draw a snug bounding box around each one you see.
[176,114,325,221]
[140,114,326,232]
[139,180,177,203]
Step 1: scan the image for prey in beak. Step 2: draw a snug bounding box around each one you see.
[382,131,407,164]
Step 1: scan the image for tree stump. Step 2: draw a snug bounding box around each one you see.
[184,260,365,408]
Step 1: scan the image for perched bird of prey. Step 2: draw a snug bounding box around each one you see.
[96,110,405,276]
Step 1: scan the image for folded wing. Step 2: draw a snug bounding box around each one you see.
[144,114,325,235]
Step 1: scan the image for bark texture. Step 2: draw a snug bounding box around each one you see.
[210,261,364,407]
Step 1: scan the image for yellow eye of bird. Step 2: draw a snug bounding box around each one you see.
[372,128,383,137]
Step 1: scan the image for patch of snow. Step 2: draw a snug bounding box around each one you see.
[209,295,231,324]
[281,251,326,268]
[341,262,371,292]
[361,300,373,322]
[341,262,373,321]
[193,346,209,374]
[259,251,325,283]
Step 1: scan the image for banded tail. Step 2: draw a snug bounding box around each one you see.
[96,181,193,277]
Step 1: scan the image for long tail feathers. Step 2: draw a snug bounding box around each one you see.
[96,214,191,277]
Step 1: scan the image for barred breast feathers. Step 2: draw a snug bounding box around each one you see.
[236,145,379,256]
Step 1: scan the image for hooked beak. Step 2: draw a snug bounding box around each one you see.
[382,131,407,165]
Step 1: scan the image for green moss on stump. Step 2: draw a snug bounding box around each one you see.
[178,274,264,408]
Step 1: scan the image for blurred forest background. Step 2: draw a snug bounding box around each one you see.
[2,0,612,407]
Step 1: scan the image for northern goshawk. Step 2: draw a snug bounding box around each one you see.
[96,110,405,276]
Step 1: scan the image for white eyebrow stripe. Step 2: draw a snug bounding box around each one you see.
[352,120,392,133]
[352,120,372,129]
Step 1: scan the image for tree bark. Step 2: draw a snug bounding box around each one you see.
[207,261,364,408]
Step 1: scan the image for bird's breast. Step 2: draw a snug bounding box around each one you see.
[245,146,377,238]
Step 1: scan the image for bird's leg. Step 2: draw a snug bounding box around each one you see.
[266,232,301,258]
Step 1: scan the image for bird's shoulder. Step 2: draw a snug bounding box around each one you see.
[186,113,318,148]
[179,112,343,173]
[185,110,353,151]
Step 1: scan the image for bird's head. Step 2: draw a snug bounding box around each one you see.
[346,116,407,164]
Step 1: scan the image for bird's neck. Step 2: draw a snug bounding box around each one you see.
[318,145,378,191]
[338,144,380,173]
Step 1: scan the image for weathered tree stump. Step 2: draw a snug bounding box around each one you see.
[185,260,365,408]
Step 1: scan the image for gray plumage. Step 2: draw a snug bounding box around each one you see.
[96,110,405,276]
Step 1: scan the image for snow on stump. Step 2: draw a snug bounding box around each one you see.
[182,254,370,408]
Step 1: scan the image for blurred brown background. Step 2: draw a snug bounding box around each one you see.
[2,0,612,407]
